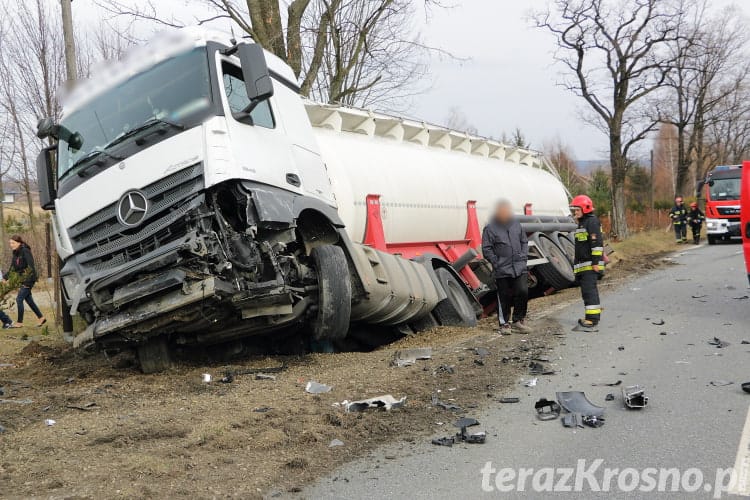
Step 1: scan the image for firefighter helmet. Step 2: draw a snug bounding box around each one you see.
[570,195,594,214]
[690,201,698,208]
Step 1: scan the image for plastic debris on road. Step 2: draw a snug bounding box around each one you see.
[622,385,649,408]
[392,347,432,367]
[556,391,605,417]
[305,381,332,394]
[343,395,406,412]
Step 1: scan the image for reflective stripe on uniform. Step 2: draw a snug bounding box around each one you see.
[591,246,604,256]
[585,305,602,315]
[574,228,589,241]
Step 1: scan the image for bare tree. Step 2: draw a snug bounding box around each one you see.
[535,0,682,238]
[444,106,478,134]
[94,0,451,110]
[661,3,750,195]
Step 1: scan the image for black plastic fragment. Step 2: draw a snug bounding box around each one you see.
[582,415,605,428]
[605,393,615,401]
[431,437,454,447]
[535,398,561,420]
[499,397,520,404]
[708,337,730,348]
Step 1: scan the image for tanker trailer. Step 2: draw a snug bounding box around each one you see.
[35,27,576,372]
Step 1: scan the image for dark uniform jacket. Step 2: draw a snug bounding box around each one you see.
[7,244,37,287]
[669,204,687,225]
[482,218,528,279]
[687,208,705,227]
[574,213,603,274]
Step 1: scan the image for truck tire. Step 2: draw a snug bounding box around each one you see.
[534,234,575,290]
[432,268,477,327]
[554,232,575,264]
[708,235,716,245]
[137,337,172,374]
[310,245,352,341]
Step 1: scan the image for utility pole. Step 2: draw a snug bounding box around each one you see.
[61,0,77,81]
[650,150,654,227]
[59,0,75,335]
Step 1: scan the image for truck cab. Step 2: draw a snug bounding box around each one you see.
[742,162,750,285]
[701,165,742,244]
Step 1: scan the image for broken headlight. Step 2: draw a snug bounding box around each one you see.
[61,274,80,297]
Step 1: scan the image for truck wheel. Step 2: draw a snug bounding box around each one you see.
[708,235,716,245]
[534,235,575,290]
[554,232,575,264]
[432,268,477,327]
[137,337,172,374]
[310,245,352,341]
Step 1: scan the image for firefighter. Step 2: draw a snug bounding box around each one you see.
[570,195,603,329]
[687,201,705,245]
[669,196,688,243]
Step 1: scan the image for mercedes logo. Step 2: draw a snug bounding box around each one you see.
[117,190,149,227]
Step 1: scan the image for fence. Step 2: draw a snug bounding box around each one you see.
[598,208,671,238]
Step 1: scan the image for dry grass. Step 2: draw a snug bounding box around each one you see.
[608,229,677,264]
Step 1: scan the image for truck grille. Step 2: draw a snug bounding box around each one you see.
[68,163,204,271]
[717,207,740,216]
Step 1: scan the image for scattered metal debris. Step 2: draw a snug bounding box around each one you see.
[498,397,520,404]
[582,415,605,428]
[659,332,668,336]
[617,346,625,351]
[592,380,622,387]
[202,374,212,383]
[305,381,332,394]
[742,340,750,345]
[432,394,462,411]
[0,398,32,405]
[344,395,406,412]
[254,373,276,381]
[622,385,649,408]
[454,417,486,444]
[691,294,708,299]
[733,296,749,300]
[392,347,432,367]
[535,398,561,421]
[431,436,455,447]
[44,419,56,426]
[710,380,733,387]
[742,383,750,394]
[252,407,272,413]
[522,378,538,387]
[652,319,665,326]
[65,402,97,411]
[562,413,584,428]
[556,392,605,417]
[435,364,455,375]
[529,361,556,376]
[605,393,615,401]
[473,347,490,358]
[708,337,730,348]
[328,439,344,448]
[220,373,234,384]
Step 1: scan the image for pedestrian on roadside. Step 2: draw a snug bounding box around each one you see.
[570,195,603,330]
[669,196,688,244]
[482,199,531,335]
[687,202,705,245]
[4,235,45,328]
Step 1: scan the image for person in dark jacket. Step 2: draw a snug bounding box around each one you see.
[5,235,45,327]
[570,195,603,329]
[669,196,688,244]
[482,200,530,335]
[687,202,705,245]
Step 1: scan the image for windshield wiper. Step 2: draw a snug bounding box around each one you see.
[104,118,184,150]
[60,149,125,181]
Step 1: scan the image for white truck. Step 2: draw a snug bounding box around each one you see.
[36,28,576,372]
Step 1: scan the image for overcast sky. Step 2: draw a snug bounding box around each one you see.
[72,0,749,160]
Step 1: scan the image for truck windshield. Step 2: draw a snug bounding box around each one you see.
[709,178,741,201]
[57,48,212,179]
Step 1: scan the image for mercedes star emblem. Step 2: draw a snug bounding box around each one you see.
[117,190,149,227]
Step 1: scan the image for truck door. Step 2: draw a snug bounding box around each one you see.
[742,161,750,285]
[218,58,301,193]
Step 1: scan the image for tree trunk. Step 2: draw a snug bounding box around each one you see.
[675,125,689,197]
[609,137,629,239]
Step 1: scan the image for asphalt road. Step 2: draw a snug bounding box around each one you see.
[296,243,750,499]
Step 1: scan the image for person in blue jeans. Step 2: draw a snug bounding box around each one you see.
[5,235,45,328]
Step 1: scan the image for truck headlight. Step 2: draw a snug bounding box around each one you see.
[61,274,80,296]
[707,222,715,228]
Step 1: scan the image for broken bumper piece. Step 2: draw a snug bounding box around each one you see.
[556,391,605,417]
[622,385,648,408]
[535,398,561,420]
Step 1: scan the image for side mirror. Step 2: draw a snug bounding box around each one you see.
[36,145,57,210]
[237,43,274,109]
[708,180,715,187]
[36,117,58,140]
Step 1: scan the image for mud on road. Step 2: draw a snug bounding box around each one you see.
[0,246,669,499]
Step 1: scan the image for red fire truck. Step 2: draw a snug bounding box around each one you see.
[701,165,742,244]
[741,161,750,285]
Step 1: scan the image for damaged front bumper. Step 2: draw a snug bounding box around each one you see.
[73,277,227,350]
